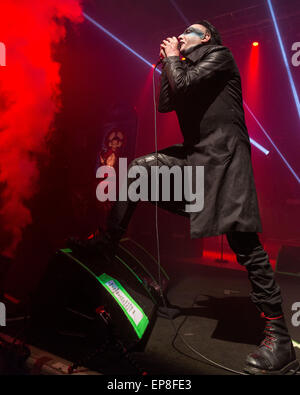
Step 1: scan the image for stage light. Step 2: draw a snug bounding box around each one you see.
[252,42,259,47]
[83,13,270,157]
[244,102,300,184]
[267,0,300,119]
[164,0,299,182]
[249,138,269,156]
[170,0,191,25]
[83,12,161,74]
[247,40,260,106]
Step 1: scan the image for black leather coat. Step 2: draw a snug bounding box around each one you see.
[158,44,262,238]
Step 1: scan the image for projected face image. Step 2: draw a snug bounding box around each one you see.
[178,24,208,54]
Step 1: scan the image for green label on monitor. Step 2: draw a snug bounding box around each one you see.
[98,273,149,339]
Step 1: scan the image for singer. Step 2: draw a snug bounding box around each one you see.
[69,20,299,375]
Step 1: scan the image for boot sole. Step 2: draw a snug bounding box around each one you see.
[243,359,300,375]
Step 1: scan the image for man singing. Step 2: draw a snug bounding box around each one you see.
[69,20,299,375]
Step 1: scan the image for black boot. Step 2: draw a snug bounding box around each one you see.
[244,313,299,375]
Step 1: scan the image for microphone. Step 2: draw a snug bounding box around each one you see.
[155,58,163,68]
[155,48,167,68]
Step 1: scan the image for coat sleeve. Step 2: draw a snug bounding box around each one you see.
[162,47,233,96]
[158,68,175,113]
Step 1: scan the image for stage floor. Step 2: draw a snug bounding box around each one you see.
[1,256,300,375]
[128,258,300,375]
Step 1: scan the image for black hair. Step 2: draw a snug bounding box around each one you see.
[195,20,222,45]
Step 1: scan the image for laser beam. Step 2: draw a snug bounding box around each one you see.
[267,0,300,118]
[244,102,300,184]
[162,2,299,180]
[84,13,270,156]
[170,0,191,26]
[250,138,269,155]
[83,12,161,73]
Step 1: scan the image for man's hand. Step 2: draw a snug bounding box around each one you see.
[160,37,180,58]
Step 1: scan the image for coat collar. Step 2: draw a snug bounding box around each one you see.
[184,44,216,64]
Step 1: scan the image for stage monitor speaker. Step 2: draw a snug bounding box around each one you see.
[276,245,300,277]
[30,239,169,357]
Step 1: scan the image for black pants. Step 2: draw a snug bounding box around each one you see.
[106,145,283,317]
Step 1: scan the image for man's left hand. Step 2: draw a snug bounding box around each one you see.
[160,37,180,58]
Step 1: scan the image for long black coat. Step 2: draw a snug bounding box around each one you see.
[158,44,262,238]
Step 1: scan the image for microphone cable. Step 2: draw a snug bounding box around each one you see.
[152,61,247,376]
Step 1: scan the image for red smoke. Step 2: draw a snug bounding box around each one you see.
[0,0,83,257]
